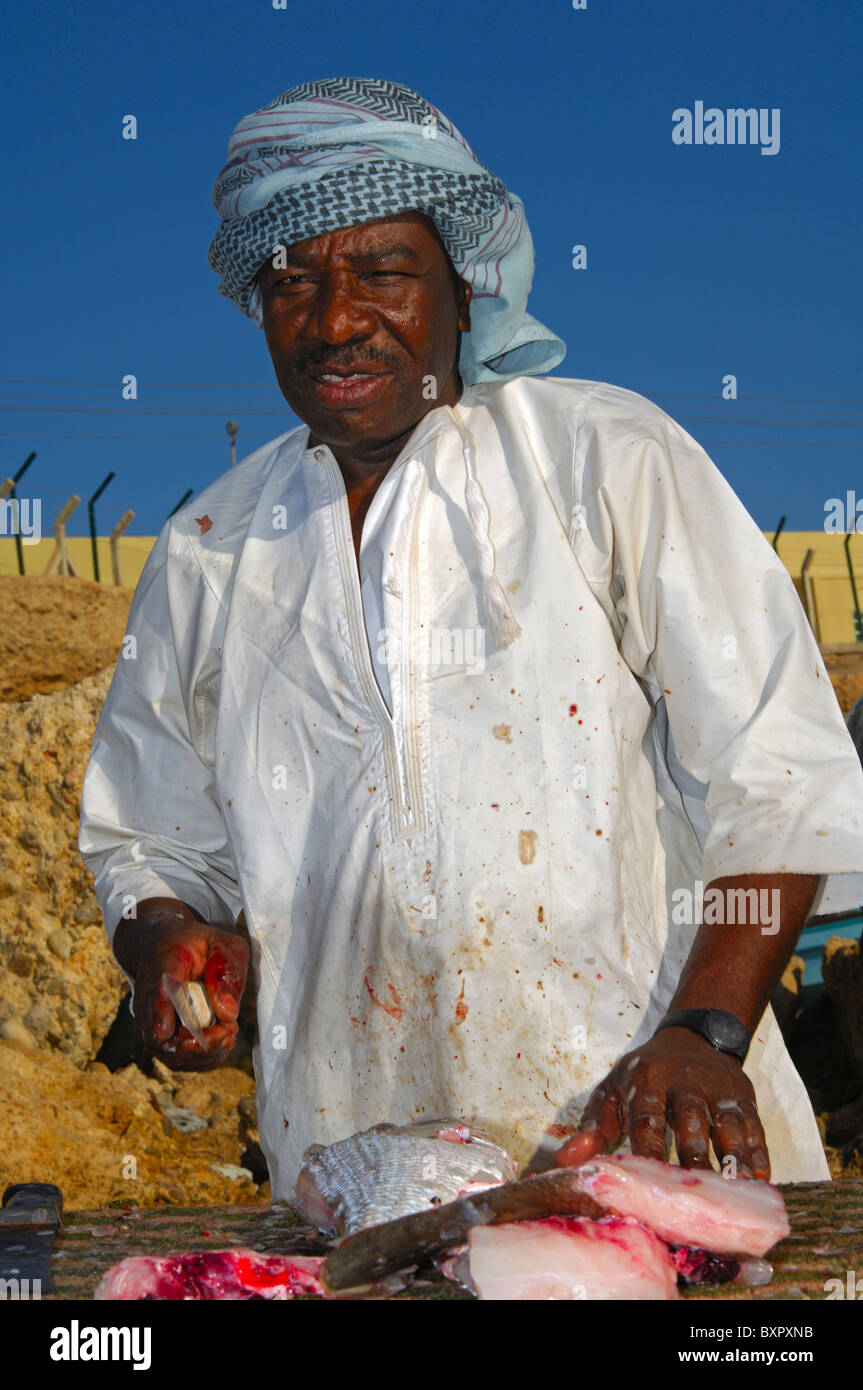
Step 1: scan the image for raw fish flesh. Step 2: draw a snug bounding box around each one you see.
[468,1216,678,1301]
[570,1154,789,1256]
[317,1148,789,1293]
[96,1141,791,1301]
[296,1119,516,1236]
[95,1248,328,1300]
[672,1246,740,1287]
[161,974,214,1046]
[321,1168,604,1292]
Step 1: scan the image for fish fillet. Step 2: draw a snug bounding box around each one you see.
[94,1248,328,1301]
[320,1169,604,1291]
[570,1154,789,1256]
[296,1119,516,1236]
[468,1217,679,1301]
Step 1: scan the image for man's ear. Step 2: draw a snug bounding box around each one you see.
[457,280,472,333]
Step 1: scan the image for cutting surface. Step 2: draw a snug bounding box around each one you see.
[43,1179,863,1300]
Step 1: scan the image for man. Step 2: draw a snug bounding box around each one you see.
[79,78,863,1199]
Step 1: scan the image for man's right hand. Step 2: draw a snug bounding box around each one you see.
[113,898,249,1072]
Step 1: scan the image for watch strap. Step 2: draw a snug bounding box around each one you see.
[655,1008,750,1063]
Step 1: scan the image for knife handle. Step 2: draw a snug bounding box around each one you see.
[1,1183,63,1226]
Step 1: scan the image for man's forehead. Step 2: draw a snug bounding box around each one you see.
[258,211,448,276]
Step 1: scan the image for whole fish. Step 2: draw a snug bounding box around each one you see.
[318,1152,790,1295]
[320,1170,605,1291]
[295,1119,517,1237]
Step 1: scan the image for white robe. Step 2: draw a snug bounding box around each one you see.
[79,376,863,1194]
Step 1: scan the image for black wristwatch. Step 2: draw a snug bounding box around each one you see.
[654,1008,751,1063]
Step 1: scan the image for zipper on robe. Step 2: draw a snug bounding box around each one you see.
[317,447,427,842]
[400,470,428,836]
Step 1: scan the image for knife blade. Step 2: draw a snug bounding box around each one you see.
[0,1182,63,1295]
[320,1168,604,1292]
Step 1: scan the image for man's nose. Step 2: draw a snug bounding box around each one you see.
[308,273,376,343]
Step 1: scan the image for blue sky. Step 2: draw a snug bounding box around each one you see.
[3,0,861,541]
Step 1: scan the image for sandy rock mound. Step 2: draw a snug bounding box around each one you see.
[823,651,863,717]
[0,667,126,1063]
[0,1042,268,1208]
[0,577,271,1207]
[0,574,133,702]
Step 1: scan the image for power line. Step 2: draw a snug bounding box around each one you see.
[0,378,282,390]
[0,392,285,405]
[0,406,292,417]
[1,430,861,448]
[0,430,278,441]
[675,418,863,427]
[3,401,862,428]
[3,377,863,405]
[696,440,863,448]
[648,393,863,405]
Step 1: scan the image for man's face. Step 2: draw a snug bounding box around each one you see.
[257,212,471,458]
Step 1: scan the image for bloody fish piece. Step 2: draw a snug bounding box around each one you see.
[569,1154,790,1257]
[672,1245,740,1287]
[295,1119,516,1236]
[320,1168,605,1292]
[161,974,215,1047]
[94,1248,329,1301]
[468,1216,679,1301]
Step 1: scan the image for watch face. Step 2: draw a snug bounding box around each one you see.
[706,1012,747,1053]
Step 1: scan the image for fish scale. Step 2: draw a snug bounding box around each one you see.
[295,1121,517,1236]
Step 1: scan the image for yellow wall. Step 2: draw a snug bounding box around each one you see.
[0,535,155,590]
[768,531,863,645]
[2,530,862,645]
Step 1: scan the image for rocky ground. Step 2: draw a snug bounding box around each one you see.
[0,576,269,1208]
[822,649,863,720]
[0,573,861,1209]
[0,575,135,703]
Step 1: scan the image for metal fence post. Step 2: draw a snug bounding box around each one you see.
[87,472,115,582]
[110,510,135,587]
[42,495,82,576]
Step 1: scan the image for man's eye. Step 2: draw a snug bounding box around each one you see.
[363,271,412,282]
[273,274,315,288]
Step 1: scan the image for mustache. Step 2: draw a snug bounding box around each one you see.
[291,346,402,374]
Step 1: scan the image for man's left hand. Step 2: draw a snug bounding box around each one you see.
[554,1026,771,1180]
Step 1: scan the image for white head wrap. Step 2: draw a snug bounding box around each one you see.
[208,77,565,384]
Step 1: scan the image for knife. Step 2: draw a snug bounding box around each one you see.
[320,1168,603,1292]
[0,1183,63,1295]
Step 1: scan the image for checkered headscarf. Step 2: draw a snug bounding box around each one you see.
[208,77,565,384]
